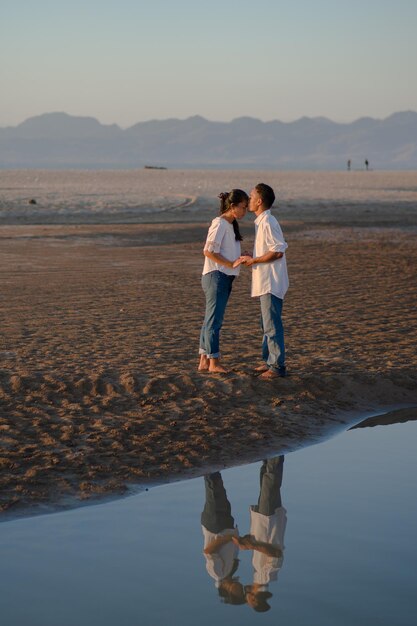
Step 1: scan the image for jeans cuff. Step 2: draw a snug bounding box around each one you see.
[206,352,220,359]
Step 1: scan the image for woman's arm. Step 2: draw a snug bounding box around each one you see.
[204,249,240,269]
[204,534,234,555]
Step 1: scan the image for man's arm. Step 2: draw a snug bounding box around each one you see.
[239,251,283,267]
[232,534,282,557]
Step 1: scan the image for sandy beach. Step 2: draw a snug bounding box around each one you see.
[0,169,416,518]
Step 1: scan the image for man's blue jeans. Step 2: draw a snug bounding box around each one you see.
[260,293,285,371]
[251,456,284,515]
[200,271,235,359]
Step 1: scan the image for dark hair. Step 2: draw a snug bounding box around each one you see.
[218,577,246,606]
[255,183,275,209]
[218,188,248,241]
[244,586,273,613]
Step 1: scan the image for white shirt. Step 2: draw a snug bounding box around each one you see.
[251,210,289,298]
[201,526,239,585]
[250,506,287,585]
[202,217,241,277]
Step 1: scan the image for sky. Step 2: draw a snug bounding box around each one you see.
[1,0,417,128]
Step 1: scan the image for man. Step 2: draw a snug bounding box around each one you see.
[240,183,289,379]
[235,455,286,613]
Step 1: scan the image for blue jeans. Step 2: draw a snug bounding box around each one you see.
[260,294,285,371]
[251,456,284,515]
[201,472,235,533]
[199,271,235,359]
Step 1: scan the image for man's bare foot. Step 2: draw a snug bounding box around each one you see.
[208,358,228,374]
[198,355,209,371]
[259,369,279,380]
[254,363,268,373]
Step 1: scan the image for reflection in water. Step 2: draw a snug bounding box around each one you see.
[2,418,417,626]
[201,456,286,612]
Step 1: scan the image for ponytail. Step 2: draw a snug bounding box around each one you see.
[217,189,248,242]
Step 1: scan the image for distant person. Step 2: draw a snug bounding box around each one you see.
[239,184,289,379]
[365,159,369,170]
[347,159,351,171]
[198,189,248,374]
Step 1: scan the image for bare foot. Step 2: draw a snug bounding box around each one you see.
[254,363,268,373]
[209,364,229,374]
[208,358,228,374]
[259,369,279,380]
[198,355,209,371]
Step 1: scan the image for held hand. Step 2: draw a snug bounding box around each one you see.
[232,258,242,268]
[232,534,256,550]
[240,255,256,267]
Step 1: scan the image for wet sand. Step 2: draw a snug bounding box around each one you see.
[0,170,416,517]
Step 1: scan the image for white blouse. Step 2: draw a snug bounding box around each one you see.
[201,526,239,585]
[202,216,241,277]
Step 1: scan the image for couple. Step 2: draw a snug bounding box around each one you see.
[198,183,289,379]
[201,456,286,612]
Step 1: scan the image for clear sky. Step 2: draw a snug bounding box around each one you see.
[1,0,416,127]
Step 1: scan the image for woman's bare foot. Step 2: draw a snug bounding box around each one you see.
[254,363,268,373]
[198,355,209,371]
[208,358,228,374]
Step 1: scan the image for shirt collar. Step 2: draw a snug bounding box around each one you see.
[254,209,271,225]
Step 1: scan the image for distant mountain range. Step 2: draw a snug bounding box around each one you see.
[0,111,416,169]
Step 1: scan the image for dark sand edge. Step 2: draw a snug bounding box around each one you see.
[2,402,416,525]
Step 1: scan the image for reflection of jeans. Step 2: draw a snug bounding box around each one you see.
[201,472,235,533]
[260,294,285,370]
[252,456,284,515]
[199,271,235,359]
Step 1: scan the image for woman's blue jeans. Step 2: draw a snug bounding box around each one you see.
[260,293,285,371]
[199,271,235,359]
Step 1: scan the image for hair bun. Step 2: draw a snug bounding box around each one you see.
[217,191,229,200]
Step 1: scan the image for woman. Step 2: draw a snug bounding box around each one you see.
[198,189,248,373]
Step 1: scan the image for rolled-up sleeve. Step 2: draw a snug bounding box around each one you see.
[264,221,288,253]
[204,218,226,253]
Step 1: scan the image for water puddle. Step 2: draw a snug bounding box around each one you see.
[1,410,417,626]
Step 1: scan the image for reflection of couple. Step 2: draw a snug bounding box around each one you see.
[201,456,286,612]
[198,183,289,378]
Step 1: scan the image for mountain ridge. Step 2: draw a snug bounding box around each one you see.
[1,111,416,169]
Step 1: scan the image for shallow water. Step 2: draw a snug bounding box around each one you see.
[1,418,417,626]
